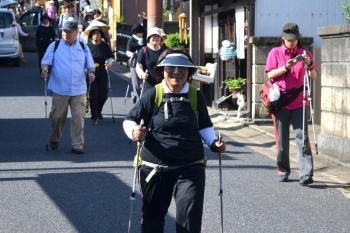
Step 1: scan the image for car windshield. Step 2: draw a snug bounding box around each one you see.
[0,12,13,28]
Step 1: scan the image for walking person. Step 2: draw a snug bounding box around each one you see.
[126,23,144,103]
[265,22,317,185]
[135,27,165,94]
[41,20,95,154]
[36,13,55,75]
[14,14,30,63]
[85,26,113,125]
[56,4,74,39]
[123,49,226,233]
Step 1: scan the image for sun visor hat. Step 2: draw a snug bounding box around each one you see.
[146,27,162,42]
[157,54,197,68]
[282,22,300,40]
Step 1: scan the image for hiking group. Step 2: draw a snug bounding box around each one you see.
[39,18,317,232]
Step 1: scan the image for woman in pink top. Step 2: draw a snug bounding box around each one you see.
[265,22,317,186]
[46,0,57,26]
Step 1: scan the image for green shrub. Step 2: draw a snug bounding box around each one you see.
[342,0,350,23]
[164,33,189,49]
[223,77,246,91]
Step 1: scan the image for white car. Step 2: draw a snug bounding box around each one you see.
[0,8,20,66]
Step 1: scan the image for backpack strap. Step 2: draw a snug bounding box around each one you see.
[153,83,198,125]
[54,40,84,54]
[54,40,60,53]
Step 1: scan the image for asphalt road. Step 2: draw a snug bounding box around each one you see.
[0,52,349,233]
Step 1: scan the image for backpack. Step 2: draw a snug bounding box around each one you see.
[133,83,198,167]
[54,40,84,53]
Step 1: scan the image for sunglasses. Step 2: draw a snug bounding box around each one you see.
[164,66,188,73]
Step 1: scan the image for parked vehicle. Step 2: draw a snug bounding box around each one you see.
[0,8,20,66]
[18,10,41,51]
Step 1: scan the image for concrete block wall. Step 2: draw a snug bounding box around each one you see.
[317,25,350,161]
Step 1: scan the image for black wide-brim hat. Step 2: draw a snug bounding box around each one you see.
[40,13,51,21]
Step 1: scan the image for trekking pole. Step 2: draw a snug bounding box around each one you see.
[124,78,131,105]
[107,69,115,123]
[139,70,147,99]
[303,63,319,154]
[128,119,144,233]
[217,132,224,233]
[44,77,48,152]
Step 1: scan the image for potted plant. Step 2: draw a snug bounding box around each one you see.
[223,77,247,98]
[164,33,190,50]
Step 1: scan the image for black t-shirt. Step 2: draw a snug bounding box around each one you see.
[126,37,142,53]
[125,86,213,166]
[87,41,113,78]
[126,37,142,67]
[136,46,165,89]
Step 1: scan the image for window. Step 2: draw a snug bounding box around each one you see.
[0,12,13,28]
[19,12,39,27]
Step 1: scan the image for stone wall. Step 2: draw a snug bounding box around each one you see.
[248,37,314,119]
[317,25,350,161]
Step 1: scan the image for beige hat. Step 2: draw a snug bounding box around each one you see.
[147,27,162,42]
[159,28,166,37]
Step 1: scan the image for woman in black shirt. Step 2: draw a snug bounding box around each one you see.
[86,26,113,125]
[36,13,55,75]
[135,27,165,94]
[124,49,226,233]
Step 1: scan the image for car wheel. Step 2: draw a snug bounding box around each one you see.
[13,58,20,67]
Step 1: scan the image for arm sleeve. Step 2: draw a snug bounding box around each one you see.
[196,90,216,147]
[135,48,146,77]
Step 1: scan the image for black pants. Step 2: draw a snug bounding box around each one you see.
[139,163,205,233]
[37,47,46,74]
[87,75,108,120]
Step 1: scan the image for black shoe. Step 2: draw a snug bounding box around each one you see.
[299,177,313,186]
[50,141,59,150]
[97,113,103,120]
[71,148,84,154]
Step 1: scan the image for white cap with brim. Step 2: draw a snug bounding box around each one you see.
[157,54,197,68]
